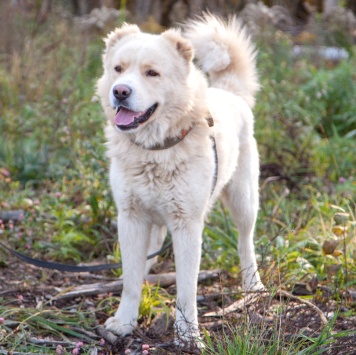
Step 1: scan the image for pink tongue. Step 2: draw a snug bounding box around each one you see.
[114,107,142,126]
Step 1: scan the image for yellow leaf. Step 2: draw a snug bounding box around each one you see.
[332,225,348,236]
[332,250,343,257]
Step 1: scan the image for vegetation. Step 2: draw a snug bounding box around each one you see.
[0,3,355,354]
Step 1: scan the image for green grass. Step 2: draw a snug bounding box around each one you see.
[0,4,356,353]
[202,312,354,354]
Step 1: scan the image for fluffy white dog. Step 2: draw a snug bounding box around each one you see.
[97,14,264,346]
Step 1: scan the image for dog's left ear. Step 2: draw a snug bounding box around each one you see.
[162,29,194,62]
[104,23,141,49]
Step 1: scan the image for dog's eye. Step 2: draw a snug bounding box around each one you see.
[114,65,123,73]
[146,70,159,77]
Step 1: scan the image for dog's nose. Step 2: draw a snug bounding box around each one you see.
[113,85,132,101]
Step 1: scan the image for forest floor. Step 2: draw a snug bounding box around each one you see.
[1,254,355,355]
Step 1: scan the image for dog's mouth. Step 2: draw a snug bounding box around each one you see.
[114,103,158,131]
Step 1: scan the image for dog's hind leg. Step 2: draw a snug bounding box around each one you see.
[221,138,265,291]
[105,213,151,336]
[145,224,167,274]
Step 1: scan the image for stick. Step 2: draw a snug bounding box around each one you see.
[203,288,328,325]
[28,337,77,347]
[95,325,121,346]
[275,289,328,325]
[57,270,220,300]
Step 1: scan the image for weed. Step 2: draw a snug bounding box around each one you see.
[139,282,172,327]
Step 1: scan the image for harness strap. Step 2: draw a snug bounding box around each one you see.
[0,240,171,273]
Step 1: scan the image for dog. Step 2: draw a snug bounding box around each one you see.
[97,14,264,346]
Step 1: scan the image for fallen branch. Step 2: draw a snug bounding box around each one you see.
[57,269,220,300]
[204,292,263,317]
[28,337,77,347]
[203,288,328,325]
[275,289,328,325]
[95,325,121,346]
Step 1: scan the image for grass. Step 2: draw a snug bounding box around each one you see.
[0,3,356,353]
[202,312,354,355]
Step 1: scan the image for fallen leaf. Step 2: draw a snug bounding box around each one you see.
[333,212,349,225]
[332,225,348,236]
[322,240,339,255]
[332,250,343,257]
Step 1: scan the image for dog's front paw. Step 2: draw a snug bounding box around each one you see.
[174,321,205,350]
[174,334,205,350]
[246,280,266,292]
[104,316,137,336]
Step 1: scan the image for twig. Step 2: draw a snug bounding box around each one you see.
[95,325,121,346]
[203,292,265,317]
[275,289,328,325]
[28,337,77,347]
[203,288,328,326]
[70,327,101,341]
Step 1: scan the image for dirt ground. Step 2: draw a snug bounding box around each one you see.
[1,256,355,355]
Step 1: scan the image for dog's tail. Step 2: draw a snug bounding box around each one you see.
[184,13,259,108]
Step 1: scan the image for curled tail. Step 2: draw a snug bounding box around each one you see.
[184,13,259,108]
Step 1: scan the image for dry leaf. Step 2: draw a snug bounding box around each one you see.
[322,240,339,255]
[333,212,349,225]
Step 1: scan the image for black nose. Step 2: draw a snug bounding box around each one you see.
[113,84,132,101]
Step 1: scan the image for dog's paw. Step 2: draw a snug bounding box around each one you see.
[248,280,266,291]
[174,335,205,350]
[104,316,136,336]
[174,322,205,350]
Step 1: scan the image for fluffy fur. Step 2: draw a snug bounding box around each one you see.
[97,13,264,346]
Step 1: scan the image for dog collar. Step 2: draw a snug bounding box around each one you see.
[130,116,214,151]
[129,127,192,150]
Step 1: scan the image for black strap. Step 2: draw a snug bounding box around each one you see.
[0,241,171,273]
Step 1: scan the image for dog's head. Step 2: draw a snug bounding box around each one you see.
[97,24,198,135]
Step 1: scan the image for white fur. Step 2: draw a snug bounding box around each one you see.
[97,14,264,347]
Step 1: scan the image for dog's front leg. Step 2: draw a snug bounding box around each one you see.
[105,213,150,336]
[171,221,204,347]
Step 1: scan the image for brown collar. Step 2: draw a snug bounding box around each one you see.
[130,117,214,151]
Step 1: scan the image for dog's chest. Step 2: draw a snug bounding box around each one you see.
[129,160,187,194]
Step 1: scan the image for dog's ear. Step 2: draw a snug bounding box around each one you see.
[104,23,140,49]
[162,29,194,62]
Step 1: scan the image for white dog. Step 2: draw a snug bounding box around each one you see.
[97,14,264,346]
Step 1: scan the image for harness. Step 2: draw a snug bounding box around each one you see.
[0,117,218,272]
